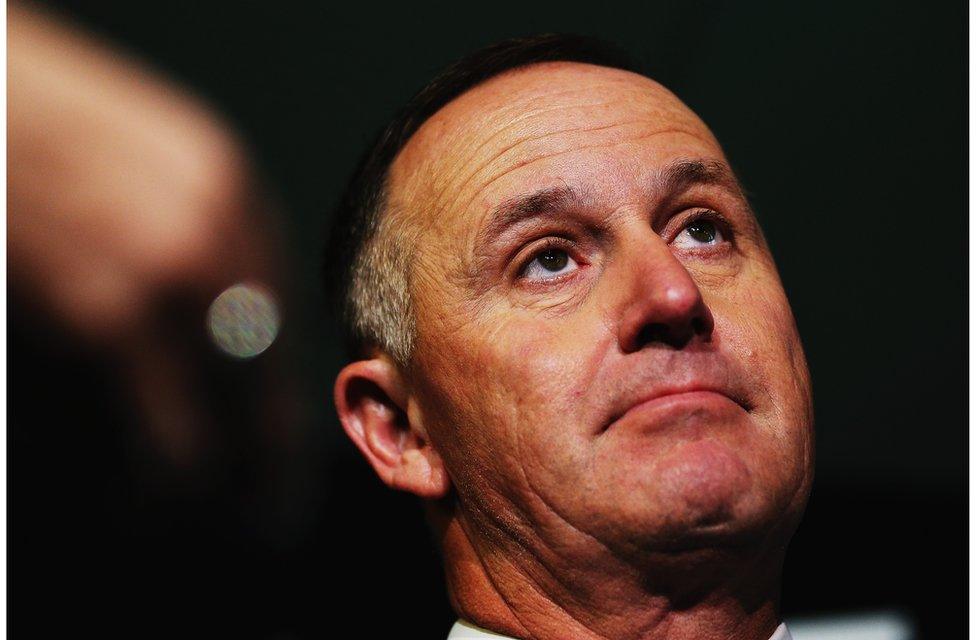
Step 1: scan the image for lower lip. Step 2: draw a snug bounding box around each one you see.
[605,390,744,433]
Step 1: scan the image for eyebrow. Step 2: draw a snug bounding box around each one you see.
[659,158,742,198]
[476,158,743,247]
[478,185,588,246]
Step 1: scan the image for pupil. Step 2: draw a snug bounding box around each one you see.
[688,221,716,243]
[539,249,568,271]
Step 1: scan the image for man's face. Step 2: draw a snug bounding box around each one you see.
[392,63,813,560]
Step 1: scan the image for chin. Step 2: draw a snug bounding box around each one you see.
[605,439,792,555]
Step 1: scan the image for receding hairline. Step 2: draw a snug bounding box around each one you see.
[389,61,675,185]
[383,61,700,232]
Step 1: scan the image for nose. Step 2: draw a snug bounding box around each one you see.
[616,237,714,353]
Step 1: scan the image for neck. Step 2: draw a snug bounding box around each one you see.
[438,510,784,640]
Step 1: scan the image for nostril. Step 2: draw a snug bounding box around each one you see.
[634,322,693,350]
[630,312,712,352]
[636,323,668,347]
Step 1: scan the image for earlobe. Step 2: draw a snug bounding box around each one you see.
[334,358,451,499]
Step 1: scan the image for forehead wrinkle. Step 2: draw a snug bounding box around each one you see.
[436,77,664,162]
[439,126,711,286]
[433,81,681,171]
[430,117,707,226]
[401,79,637,186]
[394,68,693,230]
[394,117,617,252]
[407,78,686,216]
[431,74,665,155]
[429,117,654,230]
[427,98,626,206]
[466,126,711,215]
[478,84,636,130]
[398,83,627,182]
[425,110,705,233]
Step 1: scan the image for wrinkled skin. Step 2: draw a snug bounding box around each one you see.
[338,61,814,640]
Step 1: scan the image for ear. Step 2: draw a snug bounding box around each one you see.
[334,357,451,499]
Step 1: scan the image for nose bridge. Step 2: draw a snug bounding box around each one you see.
[613,230,713,352]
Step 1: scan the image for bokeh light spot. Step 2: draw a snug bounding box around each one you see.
[207,282,280,359]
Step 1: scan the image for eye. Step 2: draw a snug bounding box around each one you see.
[673,217,725,249]
[521,246,579,280]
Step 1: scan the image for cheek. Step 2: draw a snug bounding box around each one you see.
[714,268,809,406]
[415,308,607,497]
[432,304,609,492]
[710,273,814,483]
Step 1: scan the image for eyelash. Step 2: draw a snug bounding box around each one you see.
[672,208,733,243]
[515,236,581,281]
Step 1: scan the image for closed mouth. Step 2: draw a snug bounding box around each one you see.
[600,387,751,434]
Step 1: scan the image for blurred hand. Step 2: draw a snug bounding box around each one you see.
[8,3,287,467]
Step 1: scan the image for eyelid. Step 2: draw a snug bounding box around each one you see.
[515,236,582,280]
[667,208,734,244]
[505,210,729,283]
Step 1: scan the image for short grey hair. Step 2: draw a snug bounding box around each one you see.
[345,189,417,366]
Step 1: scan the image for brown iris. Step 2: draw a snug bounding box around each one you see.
[686,220,717,243]
[537,248,569,272]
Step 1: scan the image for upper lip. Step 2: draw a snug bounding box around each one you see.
[601,379,751,434]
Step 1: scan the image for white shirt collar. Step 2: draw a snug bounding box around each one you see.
[448,619,793,640]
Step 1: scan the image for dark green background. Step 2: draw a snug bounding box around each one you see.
[12,1,967,637]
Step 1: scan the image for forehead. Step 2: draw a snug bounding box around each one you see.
[389,62,723,228]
